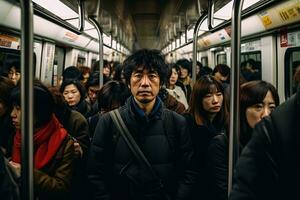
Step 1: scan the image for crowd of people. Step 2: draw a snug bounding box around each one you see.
[0,49,294,200]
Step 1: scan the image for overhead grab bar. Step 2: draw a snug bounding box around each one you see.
[78,0,85,32]
[208,0,215,30]
[192,11,207,83]
[228,0,244,195]
[20,0,34,199]
[89,17,104,87]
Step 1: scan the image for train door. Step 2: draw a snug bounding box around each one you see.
[278,30,300,102]
[215,50,227,65]
[53,46,65,86]
[0,34,20,76]
[284,47,300,98]
[34,41,42,79]
[40,42,55,86]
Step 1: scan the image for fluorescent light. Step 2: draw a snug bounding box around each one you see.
[33,0,77,20]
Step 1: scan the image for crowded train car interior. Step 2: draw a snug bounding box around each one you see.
[1,0,300,199]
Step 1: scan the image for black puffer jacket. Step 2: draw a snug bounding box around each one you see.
[88,96,196,200]
[229,87,300,200]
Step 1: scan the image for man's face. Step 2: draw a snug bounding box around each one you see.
[129,67,160,105]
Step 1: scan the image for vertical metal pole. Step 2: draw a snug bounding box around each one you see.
[20,1,34,199]
[192,12,207,83]
[228,0,243,195]
[89,18,104,87]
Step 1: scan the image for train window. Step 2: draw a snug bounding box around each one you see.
[284,47,300,98]
[216,53,227,65]
[201,57,208,66]
[54,46,65,86]
[0,48,37,78]
[0,48,20,76]
[241,51,262,81]
[77,57,85,67]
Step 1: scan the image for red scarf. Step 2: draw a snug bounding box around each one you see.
[12,115,68,169]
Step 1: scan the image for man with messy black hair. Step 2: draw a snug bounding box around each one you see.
[88,49,197,200]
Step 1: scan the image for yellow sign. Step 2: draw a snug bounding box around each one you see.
[261,15,272,26]
[279,3,300,21]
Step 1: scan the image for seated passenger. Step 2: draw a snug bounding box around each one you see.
[166,64,189,110]
[9,82,75,200]
[184,75,228,200]
[60,79,91,118]
[0,76,15,157]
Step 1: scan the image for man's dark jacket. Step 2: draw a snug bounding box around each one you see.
[229,87,300,199]
[88,96,197,200]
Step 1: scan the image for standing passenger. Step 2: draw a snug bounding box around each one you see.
[9,82,75,200]
[176,59,193,101]
[88,49,197,200]
[7,61,21,86]
[239,80,279,147]
[206,80,279,200]
[60,79,91,118]
[228,88,300,199]
[166,64,189,110]
[184,75,228,200]
[0,76,15,156]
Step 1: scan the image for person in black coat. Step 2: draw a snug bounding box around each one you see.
[184,75,228,200]
[88,49,197,200]
[229,86,300,200]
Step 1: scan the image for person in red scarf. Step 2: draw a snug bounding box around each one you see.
[9,81,75,200]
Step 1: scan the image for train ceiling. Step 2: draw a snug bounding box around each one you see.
[61,0,232,51]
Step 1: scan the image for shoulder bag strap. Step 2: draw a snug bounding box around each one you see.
[109,109,159,179]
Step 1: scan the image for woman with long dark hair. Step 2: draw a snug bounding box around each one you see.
[184,75,228,199]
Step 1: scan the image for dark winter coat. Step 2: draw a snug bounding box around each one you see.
[206,133,228,200]
[55,108,90,200]
[0,113,15,157]
[229,87,300,200]
[88,96,197,200]
[0,150,20,200]
[184,113,225,200]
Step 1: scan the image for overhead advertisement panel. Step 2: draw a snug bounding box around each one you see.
[258,1,300,30]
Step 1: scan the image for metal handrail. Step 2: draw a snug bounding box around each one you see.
[20,0,34,199]
[78,0,85,32]
[89,18,104,87]
[192,11,207,83]
[228,0,244,195]
[208,0,215,30]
